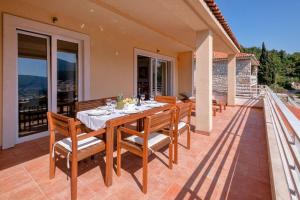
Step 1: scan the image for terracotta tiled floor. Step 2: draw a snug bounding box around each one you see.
[0,106,271,200]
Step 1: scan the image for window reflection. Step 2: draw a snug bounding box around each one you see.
[57,40,78,117]
[18,33,49,137]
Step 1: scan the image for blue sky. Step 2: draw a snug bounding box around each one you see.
[215,0,300,53]
[18,52,76,77]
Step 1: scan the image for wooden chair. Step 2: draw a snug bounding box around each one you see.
[47,112,106,200]
[213,105,221,116]
[174,102,192,164]
[186,97,221,116]
[155,95,177,105]
[219,101,227,110]
[212,100,222,112]
[75,97,117,113]
[117,109,175,193]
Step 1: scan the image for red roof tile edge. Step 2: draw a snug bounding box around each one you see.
[213,52,260,65]
[214,52,255,59]
[204,0,241,50]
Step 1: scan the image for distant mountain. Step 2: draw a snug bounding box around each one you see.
[58,59,76,81]
[18,75,47,90]
[18,59,76,93]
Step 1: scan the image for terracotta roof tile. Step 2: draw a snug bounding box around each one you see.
[204,0,240,50]
[213,51,228,59]
[213,51,260,66]
[213,52,255,59]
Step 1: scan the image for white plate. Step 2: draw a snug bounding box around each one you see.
[123,109,140,114]
[97,106,108,110]
[146,104,161,108]
[86,110,106,116]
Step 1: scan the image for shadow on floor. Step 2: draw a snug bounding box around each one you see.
[174,99,271,200]
[0,136,50,170]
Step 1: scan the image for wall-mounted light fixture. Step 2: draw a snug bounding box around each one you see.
[52,17,58,24]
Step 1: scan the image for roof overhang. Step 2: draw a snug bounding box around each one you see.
[16,0,240,54]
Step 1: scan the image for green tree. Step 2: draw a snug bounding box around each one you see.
[242,43,300,90]
[258,42,270,84]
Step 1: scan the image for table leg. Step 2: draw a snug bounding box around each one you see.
[105,125,114,186]
[137,119,143,132]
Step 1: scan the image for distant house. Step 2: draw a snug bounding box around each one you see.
[213,52,259,98]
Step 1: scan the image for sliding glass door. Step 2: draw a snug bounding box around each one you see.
[137,54,172,98]
[18,32,50,137]
[3,14,90,148]
[57,40,79,117]
[155,60,168,96]
[17,31,81,138]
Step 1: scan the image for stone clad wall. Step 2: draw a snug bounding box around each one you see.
[213,60,228,96]
[236,59,251,85]
[213,58,252,97]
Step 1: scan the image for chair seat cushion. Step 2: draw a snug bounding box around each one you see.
[125,132,169,148]
[178,121,187,130]
[57,133,103,152]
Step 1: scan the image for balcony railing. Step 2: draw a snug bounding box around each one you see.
[236,84,264,97]
[264,86,300,199]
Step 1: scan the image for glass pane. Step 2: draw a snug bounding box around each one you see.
[18,33,49,137]
[57,40,78,117]
[151,58,156,97]
[156,60,167,96]
[167,61,172,95]
[137,55,151,98]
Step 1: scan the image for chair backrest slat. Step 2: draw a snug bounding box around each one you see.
[155,96,177,105]
[145,109,175,134]
[177,103,192,121]
[47,112,75,138]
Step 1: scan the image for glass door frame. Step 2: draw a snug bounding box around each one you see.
[16,30,52,140]
[150,58,168,96]
[15,32,83,143]
[51,35,83,114]
[134,48,175,97]
[3,14,90,148]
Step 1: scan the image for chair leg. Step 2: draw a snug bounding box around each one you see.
[49,153,56,179]
[187,126,191,150]
[142,155,148,193]
[117,129,121,176]
[169,143,173,169]
[71,161,78,200]
[174,134,178,164]
[213,109,216,116]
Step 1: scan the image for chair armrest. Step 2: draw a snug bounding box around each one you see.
[74,120,85,132]
[118,127,144,138]
[74,120,82,126]
[77,128,106,141]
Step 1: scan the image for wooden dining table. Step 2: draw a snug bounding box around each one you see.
[77,102,174,186]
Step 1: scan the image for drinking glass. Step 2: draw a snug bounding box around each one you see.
[150,94,154,102]
[141,94,145,103]
[106,98,112,108]
[111,100,117,113]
